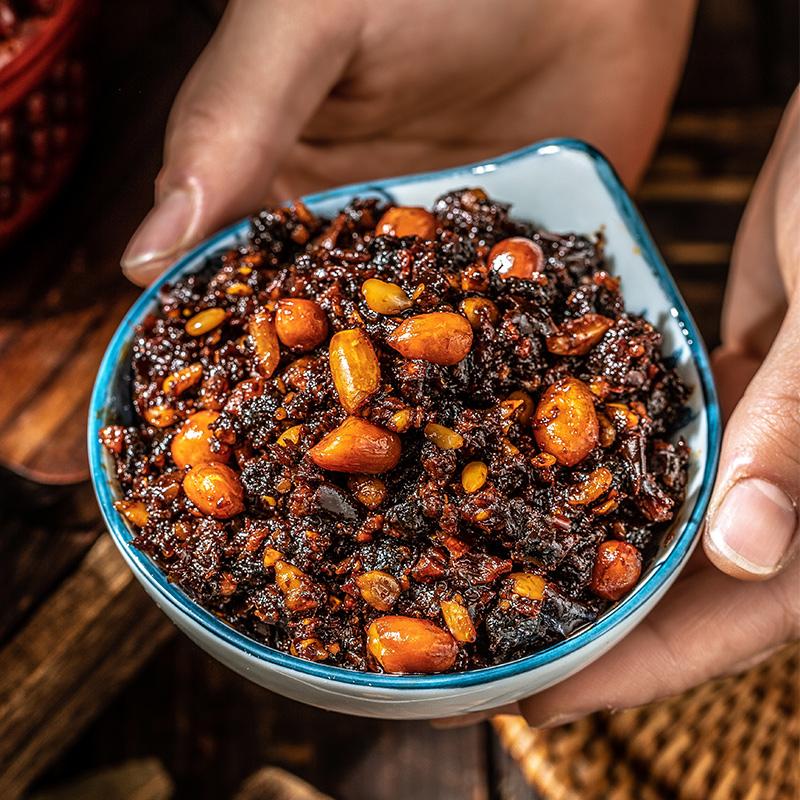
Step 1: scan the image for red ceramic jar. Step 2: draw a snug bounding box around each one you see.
[0,0,95,248]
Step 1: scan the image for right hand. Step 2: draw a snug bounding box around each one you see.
[121,0,696,285]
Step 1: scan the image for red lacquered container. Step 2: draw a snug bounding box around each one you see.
[0,0,95,249]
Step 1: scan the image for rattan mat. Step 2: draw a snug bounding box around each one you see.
[493,644,799,800]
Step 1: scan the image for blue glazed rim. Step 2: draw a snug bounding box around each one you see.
[89,138,721,691]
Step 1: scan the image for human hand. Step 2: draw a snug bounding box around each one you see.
[474,88,800,730]
[120,0,695,286]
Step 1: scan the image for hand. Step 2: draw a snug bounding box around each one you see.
[503,87,800,729]
[120,0,695,286]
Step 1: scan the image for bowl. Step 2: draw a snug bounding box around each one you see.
[89,140,721,719]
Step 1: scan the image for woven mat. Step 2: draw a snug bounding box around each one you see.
[493,644,800,800]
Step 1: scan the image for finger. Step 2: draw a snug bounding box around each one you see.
[720,87,798,358]
[121,0,361,285]
[518,554,798,727]
[703,289,800,580]
[703,92,800,581]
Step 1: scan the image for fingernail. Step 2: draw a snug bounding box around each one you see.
[121,188,196,274]
[709,478,798,577]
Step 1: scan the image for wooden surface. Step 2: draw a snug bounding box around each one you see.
[0,0,796,798]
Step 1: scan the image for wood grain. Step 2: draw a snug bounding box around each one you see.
[0,534,174,800]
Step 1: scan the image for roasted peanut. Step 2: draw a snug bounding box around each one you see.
[185,307,227,337]
[171,410,230,469]
[367,615,458,674]
[348,475,387,508]
[182,462,244,519]
[507,390,535,425]
[114,499,148,528]
[277,425,303,447]
[533,378,599,467]
[461,461,488,493]
[590,540,642,600]
[605,402,639,431]
[249,309,281,379]
[329,329,381,413]
[362,278,413,315]
[274,298,329,351]
[567,466,613,505]
[263,548,284,567]
[143,405,178,428]
[387,408,414,433]
[308,417,401,474]
[509,572,546,600]
[440,599,477,643]
[387,312,473,365]
[162,362,203,395]
[487,237,544,279]
[375,206,437,239]
[424,423,464,450]
[597,413,616,447]
[546,314,614,356]
[99,425,125,453]
[274,560,321,612]
[459,296,499,329]
[290,637,329,661]
[355,570,401,611]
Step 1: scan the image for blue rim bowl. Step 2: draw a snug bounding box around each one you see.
[89,139,721,717]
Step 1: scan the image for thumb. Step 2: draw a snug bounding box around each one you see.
[121,0,360,286]
[704,287,800,580]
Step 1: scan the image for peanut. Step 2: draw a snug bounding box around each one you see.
[424,423,464,450]
[276,425,303,447]
[162,362,203,395]
[375,206,437,239]
[274,560,321,612]
[546,314,614,356]
[440,599,477,643]
[171,410,230,469]
[290,637,329,662]
[367,615,458,674]
[605,402,639,431]
[461,461,488,493]
[114,499,148,528]
[185,307,227,337]
[387,312,473,365]
[143,405,178,428]
[533,378,599,467]
[274,298,329,351]
[348,475,387,508]
[355,570,401,611]
[487,237,544,279]
[567,466,613,505]
[509,572,546,600]
[590,540,642,600]
[249,309,281,379]
[387,408,414,433]
[308,417,401,474]
[329,329,381,413]
[507,390,535,425]
[362,278,413,315]
[182,462,244,519]
[459,296,499,329]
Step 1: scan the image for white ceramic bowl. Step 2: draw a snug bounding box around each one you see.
[89,140,721,719]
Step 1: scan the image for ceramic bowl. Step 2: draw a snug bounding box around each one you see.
[89,140,721,719]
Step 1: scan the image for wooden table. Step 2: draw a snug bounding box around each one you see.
[0,0,795,797]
